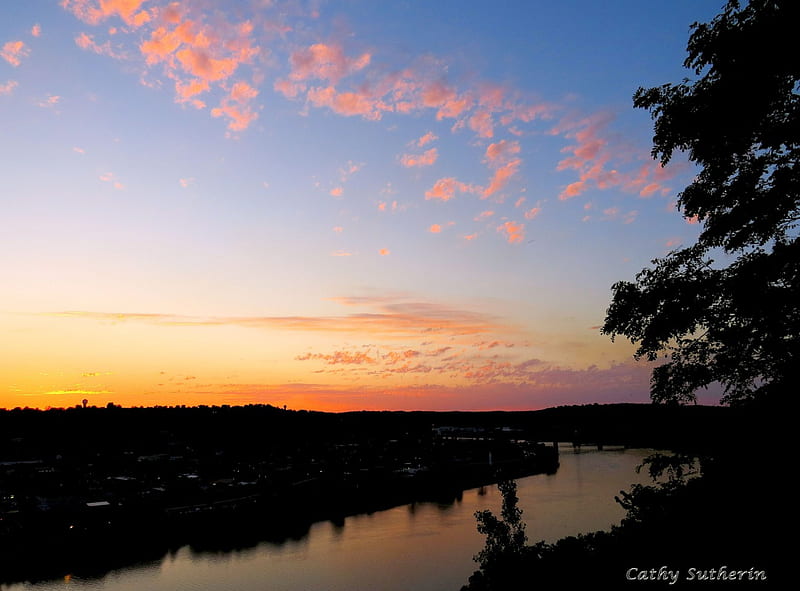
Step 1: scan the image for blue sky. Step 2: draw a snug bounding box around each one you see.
[1,0,725,410]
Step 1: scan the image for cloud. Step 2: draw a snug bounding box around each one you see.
[75,32,125,59]
[379,248,390,256]
[99,171,124,189]
[552,110,687,202]
[468,109,494,138]
[559,180,586,201]
[296,350,377,365]
[416,131,438,147]
[38,95,61,108]
[1,41,30,67]
[0,80,18,95]
[484,139,521,166]
[211,81,259,131]
[330,186,344,197]
[331,249,354,257]
[306,85,390,120]
[135,10,260,129]
[400,147,438,168]
[524,207,541,220]
[288,43,371,84]
[60,0,151,27]
[428,221,454,234]
[46,296,505,337]
[474,210,494,222]
[425,177,479,202]
[497,220,524,244]
[482,159,521,199]
[31,24,42,37]
[179,177,194,188]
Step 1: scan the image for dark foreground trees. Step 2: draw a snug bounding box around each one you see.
[602,0,799,406]
[466,1,791,587]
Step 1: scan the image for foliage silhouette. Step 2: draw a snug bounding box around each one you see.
[601,0,799,406]
[465,2,789,587]
[467,479,529,590]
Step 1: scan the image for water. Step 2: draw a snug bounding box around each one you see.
[4,446,660,591]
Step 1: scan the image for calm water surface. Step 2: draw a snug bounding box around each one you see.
[5,446,659,591]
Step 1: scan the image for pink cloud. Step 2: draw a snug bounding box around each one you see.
[514,197,526,208]
[330,187,344,197]
[38,95,61,108]
[400,147,438,168]
[482,158,521,199]
[75,32,125,59]
[524,207,540,220]
[463,233,478,241]
[1,41,29,67]
[333,226,343,233]
[306,85,389,120]
[288,43,371,84]
[331,250,354,257]
[425,177,479,202]
[0,80,18,95]
[61,0,151,27]
[484,140,520,166]
[133,11,261,130]
[429,224,442,233]
[468,109,494,138]
[639,182,661,197]
[686,215,699,225]
[498,220,524,244]
[603,207,619,218]
[417,131,438,147]
[296,350,377,365]
[474,210,494,221]
[559,180,586,201]
[379,248,390,256]
[31,24,42,37]
[211,81,259,131]
[99,171,124,190]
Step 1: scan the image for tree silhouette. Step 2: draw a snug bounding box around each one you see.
[468,480,528,589]
[602,0,799,406]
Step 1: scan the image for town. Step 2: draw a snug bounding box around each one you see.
[0,402,732,583]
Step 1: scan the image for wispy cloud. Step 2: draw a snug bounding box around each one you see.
[99,171,124,190]
[400,147,438,168]
[1,40,30,67]
[45,296,505,338]
[61,0,151,27]
[75,31,125,59]
[0,80,18,95]
[425,177,480,202]
[416,131,438,147]
[497,220,525,244]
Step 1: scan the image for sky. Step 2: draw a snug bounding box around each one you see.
[1,0,726,412]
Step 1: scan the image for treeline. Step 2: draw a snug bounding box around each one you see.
[0,402,739,460]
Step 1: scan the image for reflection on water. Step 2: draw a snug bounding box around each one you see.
[3,447,658,591]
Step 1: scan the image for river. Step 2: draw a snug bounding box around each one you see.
[4,446,660,591]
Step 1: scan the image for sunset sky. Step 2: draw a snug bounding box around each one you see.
[1,0,724,411]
